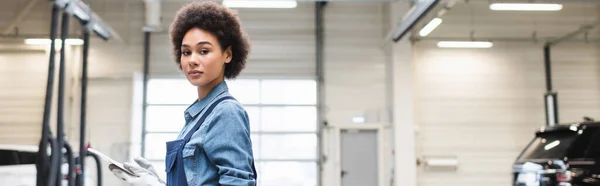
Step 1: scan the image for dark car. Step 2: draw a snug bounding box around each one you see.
[513,120,600,186]
[0,145,95,186]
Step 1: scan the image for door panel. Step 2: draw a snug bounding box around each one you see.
[340,129,378,186]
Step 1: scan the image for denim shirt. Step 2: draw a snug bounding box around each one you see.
[174,81,256,186]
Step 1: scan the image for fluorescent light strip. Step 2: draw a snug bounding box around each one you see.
[419,18,442,36]
[25,38,84,46]
[490,3,562,11]
[352,116,365,124]
[223,0,297,8]
[437,41,493,48]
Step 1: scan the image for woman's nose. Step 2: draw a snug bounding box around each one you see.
[188,54,199,66]
[188,60,198,66]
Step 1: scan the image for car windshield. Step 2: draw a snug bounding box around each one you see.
[517,131,579,162]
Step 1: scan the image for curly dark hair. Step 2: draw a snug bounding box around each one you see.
[169,1,249,79]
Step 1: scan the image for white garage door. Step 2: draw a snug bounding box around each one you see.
[0,50,48,145]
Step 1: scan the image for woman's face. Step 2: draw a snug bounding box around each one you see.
[180,27,231,87]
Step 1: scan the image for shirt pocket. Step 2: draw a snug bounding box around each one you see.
[182,146,196,159]
[182,145,199,185]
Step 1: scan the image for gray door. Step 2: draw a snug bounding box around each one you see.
[341,129,378,186]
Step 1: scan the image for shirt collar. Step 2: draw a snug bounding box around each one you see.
[184,81,229,120]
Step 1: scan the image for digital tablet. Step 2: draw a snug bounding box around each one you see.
[87,148,137,177]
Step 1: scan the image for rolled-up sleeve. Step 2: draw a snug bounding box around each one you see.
[202,101,256,186]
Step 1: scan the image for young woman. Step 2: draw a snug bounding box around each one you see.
[112,1,257,186]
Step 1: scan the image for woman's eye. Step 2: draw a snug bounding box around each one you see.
[200,49,208,55]
[182,51,191,56]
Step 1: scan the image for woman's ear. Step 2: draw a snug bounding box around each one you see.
[224,46,232,63]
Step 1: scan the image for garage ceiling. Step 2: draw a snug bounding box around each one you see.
[0,0,598,43]
[415,0,600,41]
[0,0,143,45]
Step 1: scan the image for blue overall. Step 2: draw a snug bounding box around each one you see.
[165,96,257,186]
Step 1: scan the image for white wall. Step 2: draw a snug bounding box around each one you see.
[321,1,392,186]
[413,41,600,186]
[386,1,418,186]
[323,2,387,125]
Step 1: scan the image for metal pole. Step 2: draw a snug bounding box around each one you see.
[78,28,90,186]
[543,44,558,126]
[544,45,552,92]
[64,143,76,186]
[540,20,600,127]
[141,31,150,157]
[56,10,70,186]
[37,4,60,186]
[538,20,599,126]
[315,2,326,186]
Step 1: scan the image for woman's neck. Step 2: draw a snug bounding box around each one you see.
[197,77,224,101]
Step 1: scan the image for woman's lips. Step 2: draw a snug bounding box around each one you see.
[188,70,203,78]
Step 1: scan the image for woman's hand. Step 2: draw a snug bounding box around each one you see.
[111,157,165,186]
[132,157,164,182]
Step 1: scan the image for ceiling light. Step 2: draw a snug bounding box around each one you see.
[489,3,562,11]
[223,0,297,8]
[65,39,84,45]
[437,41,493,48]
[25,38,84,46]
[352,116,365,124]
[419,18,442,36]
[24,38,53,45]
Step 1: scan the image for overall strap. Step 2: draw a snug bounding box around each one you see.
[183,96,234,143]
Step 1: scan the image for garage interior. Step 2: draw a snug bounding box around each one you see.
[0,0,599,186]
